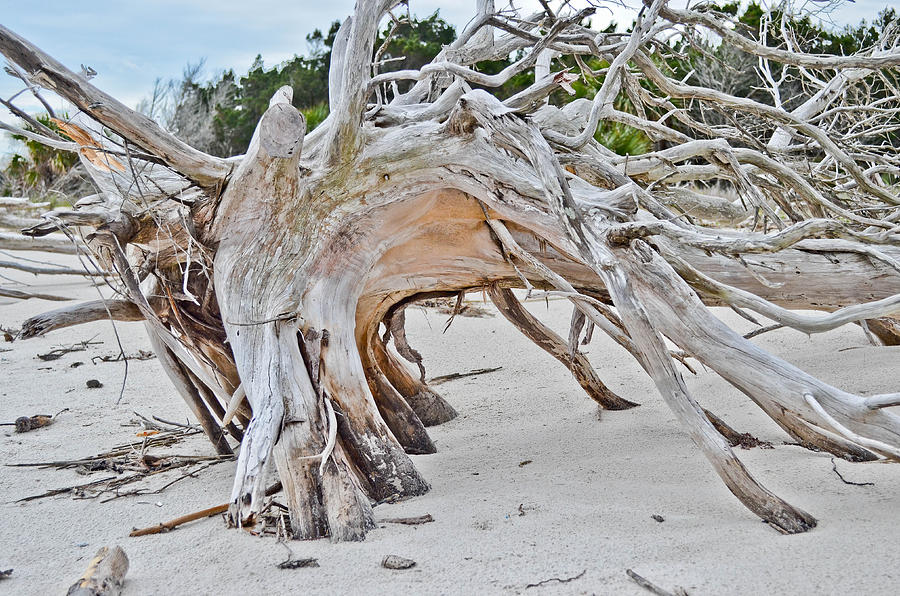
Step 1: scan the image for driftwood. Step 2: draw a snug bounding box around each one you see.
[66,546,129,596]
[2,1,900,541]
[427,366,502,385]
[0,259,104,276]
[18,300,144,338]
[626,569,687,596]
[0,231,81,253]
[0,212,40,229]
[488,284,638,409]
[0,197,48,209]
[0,286,70,301]
[129,481,282,537]
[379,513,434,525]
[0,198,45,230]
[13,453,234,503]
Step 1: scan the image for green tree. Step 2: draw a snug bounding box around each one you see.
[1,115,85,202]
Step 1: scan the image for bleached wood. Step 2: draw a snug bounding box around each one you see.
[4,1,900,540]
[19,299,143,338]
[0,231,80,253]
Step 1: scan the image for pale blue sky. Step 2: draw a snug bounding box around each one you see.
[0,0,890,158]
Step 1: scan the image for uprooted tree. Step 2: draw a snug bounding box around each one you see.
[2,0,900,540]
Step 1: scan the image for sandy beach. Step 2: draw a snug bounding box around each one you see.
[1,249,898,595]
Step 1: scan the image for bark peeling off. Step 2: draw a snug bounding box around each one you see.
[4,1,900,540]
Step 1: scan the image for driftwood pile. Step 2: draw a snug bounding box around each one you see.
[0,0,899,541]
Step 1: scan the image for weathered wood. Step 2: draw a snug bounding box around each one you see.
[0,197,49,209]
[129,482,282,537]
[0,231,80,253]
[622,243,895,456]
[4,2,900,541]
[865,317,900,346]
[19,300,144,338]
[0,212,40,229]
[488,284,638,410]
[0,286,70,301]
[364,359,437,454]
[146,328,233,457]
[596,242,816,533]
[0,259,103,276]
[66,546,128,596]
[371,336,459,426]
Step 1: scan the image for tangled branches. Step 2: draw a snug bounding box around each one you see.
[1,0,899,540]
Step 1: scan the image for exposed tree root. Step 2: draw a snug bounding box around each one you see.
[3,1,900,540]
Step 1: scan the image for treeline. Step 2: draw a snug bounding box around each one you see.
[2,3,896,198]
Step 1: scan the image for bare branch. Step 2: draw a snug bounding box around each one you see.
[0,25,231,187]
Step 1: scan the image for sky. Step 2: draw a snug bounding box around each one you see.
[0,0,891,159]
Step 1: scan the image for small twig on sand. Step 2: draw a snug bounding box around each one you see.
[7,429,203,469]
[831,457,875,486]
[131,412,167,432]
[129,481,283,537]
[428,366,503,386]
[13,453,233,502]
[525,570,586,589]
[379,514,434,525]
[626,569,689,596]
[277,558,320,569]
[151,416,198,430]
[131,412,198,432]
[36,337,102,361]
[743,323,784,340]
[130,503,230,537]
[17,475,121,502]
[92,349,155,364]
[0,286,70,301]
[100,460,222,502]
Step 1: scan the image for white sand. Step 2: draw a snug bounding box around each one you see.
[1,250,898,595]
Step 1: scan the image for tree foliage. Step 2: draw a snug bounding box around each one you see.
[0,115,87,202]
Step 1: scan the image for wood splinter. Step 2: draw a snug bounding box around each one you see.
[66,546,129,596]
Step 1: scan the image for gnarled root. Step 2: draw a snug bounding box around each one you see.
[224,321,376,540]
[316,320,430,502]
[371,333,458,426]
[145,327,233,456]
[623,242,900,459]
[487,283,638,410]
[865,317,900,346]
[589,240,816,533]
[364,358,437,455]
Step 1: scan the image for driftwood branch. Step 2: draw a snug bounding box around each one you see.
[0,25,231,187]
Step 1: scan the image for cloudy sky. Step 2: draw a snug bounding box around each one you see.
[0,0,891,157]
